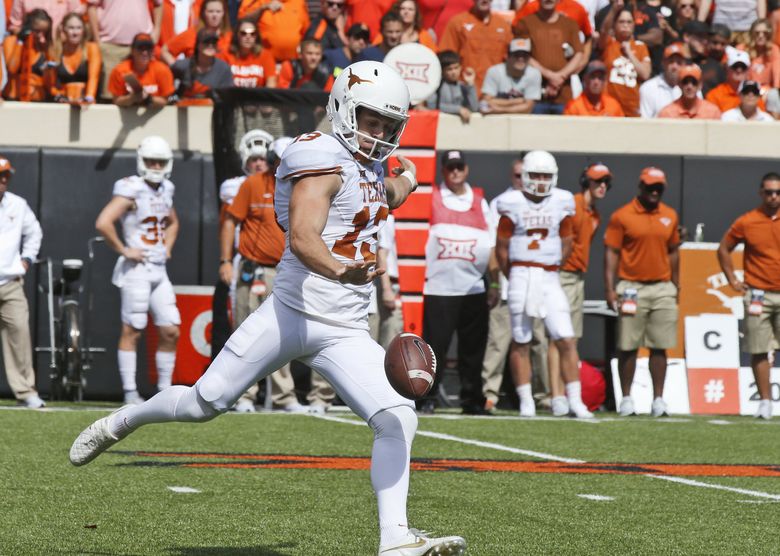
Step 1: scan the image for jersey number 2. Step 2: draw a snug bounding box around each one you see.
[526,228,549,250]
[332,206,388,260]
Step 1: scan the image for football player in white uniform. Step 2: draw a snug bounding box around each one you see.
[71,61,466,556]
[94,136,181,405]
[495,150,593,419]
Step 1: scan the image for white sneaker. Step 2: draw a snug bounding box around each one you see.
[123,390,145,405]
[22,394,46,409]
[619,397,636,417]
[283,401,307,413]
[308,404,327,415]
[69,408,126,466]
[651,397,668,417]
[519,399,536,417]
[569,401,594,419]
[379,529,466,555]
[551,396,569,417]
[234,399,256,413]
[755,399,772,420]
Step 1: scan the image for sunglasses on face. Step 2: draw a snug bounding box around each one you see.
[679,3,694,8]
[642,183,665,194]
[326,1,345,6]
[762,188,780,196]
[0,171,12,179]
[201,38,219,46]
[135,45,153,52]
[445,163,465,172]
[592,177,612,188]
[754,29,771,36]
[239,30,257,36]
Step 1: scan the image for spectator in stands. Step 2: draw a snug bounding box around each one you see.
[0,156,45,409]
[323,22,368,75]
[304,0,346,50]
[162,0,232,65]
[722,79,774,119]
[219,17,276,88]
[439,0,513,93]
[420,150,498,415]
[389,0,437,50]
[639,42,685,118]
[362,11,403,61]
[108,32,175,107]
[424,49,478,122]
[698,0,765,47]
[605,166,680,418]
[564,59,625,115]
[600,6,652,117]
[514,0,583,114]
[658,63,722,118]
[423,0,472,42]
[681,20,709,66]
[746,18,780,90]
[702,24,729,94]
[595,0,662,58]
[3,8,54,101]
[480,38,542,114]
[278,38,333,90]
[49,12,101,105]
[343,0,393,40]
[706,48,758,112]
[377,213,403,349]
[158,0,202,47]
[765,85,780,117]
[239,0,309,63]
[0,2,7,92]
[9,0,83,36]
[657,0,696,44]
[88,0,163,101]
[513,0,593,72]
[717,171,780,420]
[171,28,233,105]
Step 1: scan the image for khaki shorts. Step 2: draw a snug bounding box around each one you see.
[560,271,584,338]
[616,280,678,351]
[742,289,780,354]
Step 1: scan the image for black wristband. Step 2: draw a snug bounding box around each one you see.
[220,259,232,264]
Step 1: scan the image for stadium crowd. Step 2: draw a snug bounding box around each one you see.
[1,0,780,119]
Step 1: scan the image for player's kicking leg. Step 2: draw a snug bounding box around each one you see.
[70,296,298,466]
[302,325,466,555]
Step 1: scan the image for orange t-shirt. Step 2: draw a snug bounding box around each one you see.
[438,10,513,93]
[725,208,780,291]
[219,49,277,87]
[748,45,780,89]
[165,27,232,59]
[706,82,767,112]
[227,173,285,266]
[108,58,176,98]
[562,192,600,273]
[371,29,438,51]
[657,98,722,119]
[2,35,53,101]
[240,0,309,62]
[563,92,625,116]
[513,0,592,37]
[602,37,649,117]
[159,0,203,46]
[345,0,394,40]
[604,198,680,282]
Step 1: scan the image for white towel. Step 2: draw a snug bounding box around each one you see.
[524,267,546,319]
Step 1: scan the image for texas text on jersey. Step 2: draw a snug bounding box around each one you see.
[273,131,389,329]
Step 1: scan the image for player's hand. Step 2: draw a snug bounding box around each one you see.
[728,279,748,294]
[381,286,396,310]
[392,156,417,190]
[219,262,233,285]
[487,287,500,309]
[122,247,145,262]
[337,261,385,286]
[462,67,476,86]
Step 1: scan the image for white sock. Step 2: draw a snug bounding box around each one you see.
[565,381,583,405]
[516,384,533,405]
[118,350,137,393]
[155,351,176,390]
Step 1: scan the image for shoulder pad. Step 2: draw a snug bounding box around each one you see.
[277,133,351,181]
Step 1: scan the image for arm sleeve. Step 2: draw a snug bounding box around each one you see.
[165,30,192,58]
[463,84,479,110]
[20,202,42,261]
[603,213,624,249]
[107,65,126,97]
[725,216,744,244]
[669,212,681,246]
[483,199,496,248]
[436,83,463,114]
[481,66,499,97]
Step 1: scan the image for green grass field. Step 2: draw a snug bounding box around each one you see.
[2,402,779,555]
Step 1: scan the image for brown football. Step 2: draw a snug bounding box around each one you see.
[384,333,437,400]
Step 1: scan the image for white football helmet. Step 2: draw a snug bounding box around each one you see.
[137,136,173,184]
[239,129,274,174]
[327,60,410,162]
[522,150,558,197]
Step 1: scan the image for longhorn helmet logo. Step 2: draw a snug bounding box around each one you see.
[347,68,374,89]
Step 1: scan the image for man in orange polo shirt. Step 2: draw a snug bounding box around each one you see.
[548,162,612,416]
[564,60,625,116]
[513,0,593,70]
[717,172,780,420]
[658,64,721,119]
[706,48,766,113]
[605,167,680,418]
[438,0,513,94]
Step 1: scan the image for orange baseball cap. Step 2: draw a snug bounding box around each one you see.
[0,156,15,173]
[663,42,686,59]
[678,64,702,82]
[585,163,611,180]
[640,167,667,185]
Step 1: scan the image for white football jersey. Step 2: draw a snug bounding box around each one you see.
[273,132,388,329]
[219,176,246,206]
[113,175,175,265]
[496,188,575,267]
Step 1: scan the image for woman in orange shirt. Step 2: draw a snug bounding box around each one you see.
[385,0,436,51]
[745,18,780,90]
[50,12,102,105]
[218,18,277,88]
[3,9,55,101]
[161,0,232,65]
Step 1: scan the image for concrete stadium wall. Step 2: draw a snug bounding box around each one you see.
[0,103,776,400]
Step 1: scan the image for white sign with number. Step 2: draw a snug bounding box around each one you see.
[611,358,690,414]
[737,367,780,416]
[684,314,740,369]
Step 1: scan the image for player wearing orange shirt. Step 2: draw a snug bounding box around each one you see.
[718,172,780,420]
[108,33,175,107]
[239,0,310,62]
[218,18,277,88]
[564,60,626,116]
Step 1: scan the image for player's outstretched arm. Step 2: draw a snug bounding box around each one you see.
[386,155,417,209]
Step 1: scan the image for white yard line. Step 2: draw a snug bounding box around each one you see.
[577,494,615,501]
[647,475,780,501]
[167,486,201,493]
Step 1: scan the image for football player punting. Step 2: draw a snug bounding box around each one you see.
[71,61,466,556]
[95,136,181,405]
[495,150,593,419]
